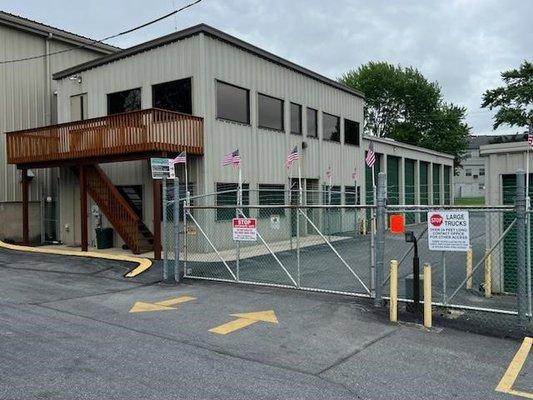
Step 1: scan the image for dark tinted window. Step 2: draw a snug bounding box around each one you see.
[258,93,284,131]
[290,103,301,134]
[344,118,360,146]
[323,185,342,211]
[216,81,249,124]
[258,184,286,217]
[216,183,250,220]
[307,108,317,138]
[107,88,141,115]
[152,78,192,114]
[345,185,357,207]
[323,113,340,142]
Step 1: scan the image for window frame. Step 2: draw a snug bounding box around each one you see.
[215,80,250,125]
[344,118,360,146]
[290,102,302,135]
[465,169,472,177]
[257,92,285,132]
[106,87,142,115]
[151,77,193,115]
[322,112,341,142]
[306,107,318,138]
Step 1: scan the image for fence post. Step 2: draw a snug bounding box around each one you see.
[162,177,172,283]
[375,172,387,307]
[484,249,492,298]
[423,263,432,328]
[466,245,473,290]
[516,169,527,327]
[390,260,398,322]
[173,178,181,283]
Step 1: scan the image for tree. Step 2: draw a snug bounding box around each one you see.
[481,61,533,130]
[339,62,471,169]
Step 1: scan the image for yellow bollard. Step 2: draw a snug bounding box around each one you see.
[466,245,473,290]
[389,260,398,322]
[484,249,492,298]
[423,263,432,328]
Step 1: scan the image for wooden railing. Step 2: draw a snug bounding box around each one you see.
[6,108,203,165]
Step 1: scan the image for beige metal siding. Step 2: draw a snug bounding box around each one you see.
[0,24,106,202]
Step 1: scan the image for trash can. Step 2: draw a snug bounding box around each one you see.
[95,227,113,249]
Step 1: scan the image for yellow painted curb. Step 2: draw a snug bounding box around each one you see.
[0,240,152,278]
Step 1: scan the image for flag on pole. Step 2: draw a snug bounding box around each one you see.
[285,146,299,169]
[528,134,533,147]
[365,141,376,167]
[222,149,241,168]
[169,151,186,165]
[326,165,332,179]
[352,168,357,180]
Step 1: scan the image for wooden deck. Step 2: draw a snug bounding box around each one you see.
[6,108,203,166]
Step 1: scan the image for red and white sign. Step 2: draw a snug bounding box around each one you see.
[427,211,469,252]
[232,218,257,241]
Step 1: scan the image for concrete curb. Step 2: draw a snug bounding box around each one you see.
[0,240,152,277]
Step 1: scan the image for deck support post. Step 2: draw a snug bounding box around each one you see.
[153,178,162,260]
[21,169,29,246]
[80,165,88,252]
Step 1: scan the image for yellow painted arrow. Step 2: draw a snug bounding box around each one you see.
[129,295,196,313]
[209,310,278,335]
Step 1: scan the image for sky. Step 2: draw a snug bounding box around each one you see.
[2,0,531,136]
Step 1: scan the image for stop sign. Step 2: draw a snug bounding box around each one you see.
[429,213,443,227]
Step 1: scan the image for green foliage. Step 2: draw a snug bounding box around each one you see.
[339,62,470,170]
[481,60,533,130]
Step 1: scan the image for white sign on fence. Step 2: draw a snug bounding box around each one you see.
[232,218,257,241]
[270,215,280,230]
[427,211,470,252]
[150,158,175,179]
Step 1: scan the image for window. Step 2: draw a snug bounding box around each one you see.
[345,185,360,208]
[465,169,472,177]
[258,184,286,217]
[479,183,485,190]
[216,183,249,220]
[290,103,302,134]
[473,174,478,179]
[258,93,284,131]
[307,107,318,138]
[70,93,87,121]
[344,119,360,146]
[323,185,341,211]
[152,78,192,114]
[323,113,340,142]
[216,81,249,124]
[479,168,485,176]
[107,88,141,115]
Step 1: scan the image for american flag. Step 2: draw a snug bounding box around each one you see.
[325,165,332,179]
[221,149,241,167]
[365,141,376,168]
[169,151,186,165]
[528,134,533,147]
[352,168,357,180]
[285,146,299,169]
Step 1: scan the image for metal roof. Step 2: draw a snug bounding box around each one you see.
[0,11,119,54]
[52,23,364,99]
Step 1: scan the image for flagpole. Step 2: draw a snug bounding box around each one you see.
[236,155,242,281]
[184,152,189,200]
[296,153,302,288]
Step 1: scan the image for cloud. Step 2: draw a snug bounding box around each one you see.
[3,0,531,135]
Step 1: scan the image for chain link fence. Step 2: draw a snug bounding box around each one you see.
[162,176,532,336]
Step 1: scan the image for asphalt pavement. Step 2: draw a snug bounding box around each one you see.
[0,248,531,399]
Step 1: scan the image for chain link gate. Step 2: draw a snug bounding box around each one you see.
[169,188,375,298]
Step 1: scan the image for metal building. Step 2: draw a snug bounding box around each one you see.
[5,23,454,258]
[0,11,118,242]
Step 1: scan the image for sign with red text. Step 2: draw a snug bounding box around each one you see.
[427,211,469,251]
[232,218,257,241]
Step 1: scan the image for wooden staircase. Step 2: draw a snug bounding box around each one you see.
[72,165,154,254]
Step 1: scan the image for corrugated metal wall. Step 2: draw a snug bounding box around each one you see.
[0,24,106,202]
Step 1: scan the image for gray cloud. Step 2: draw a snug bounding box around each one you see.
[4,0,531,135]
